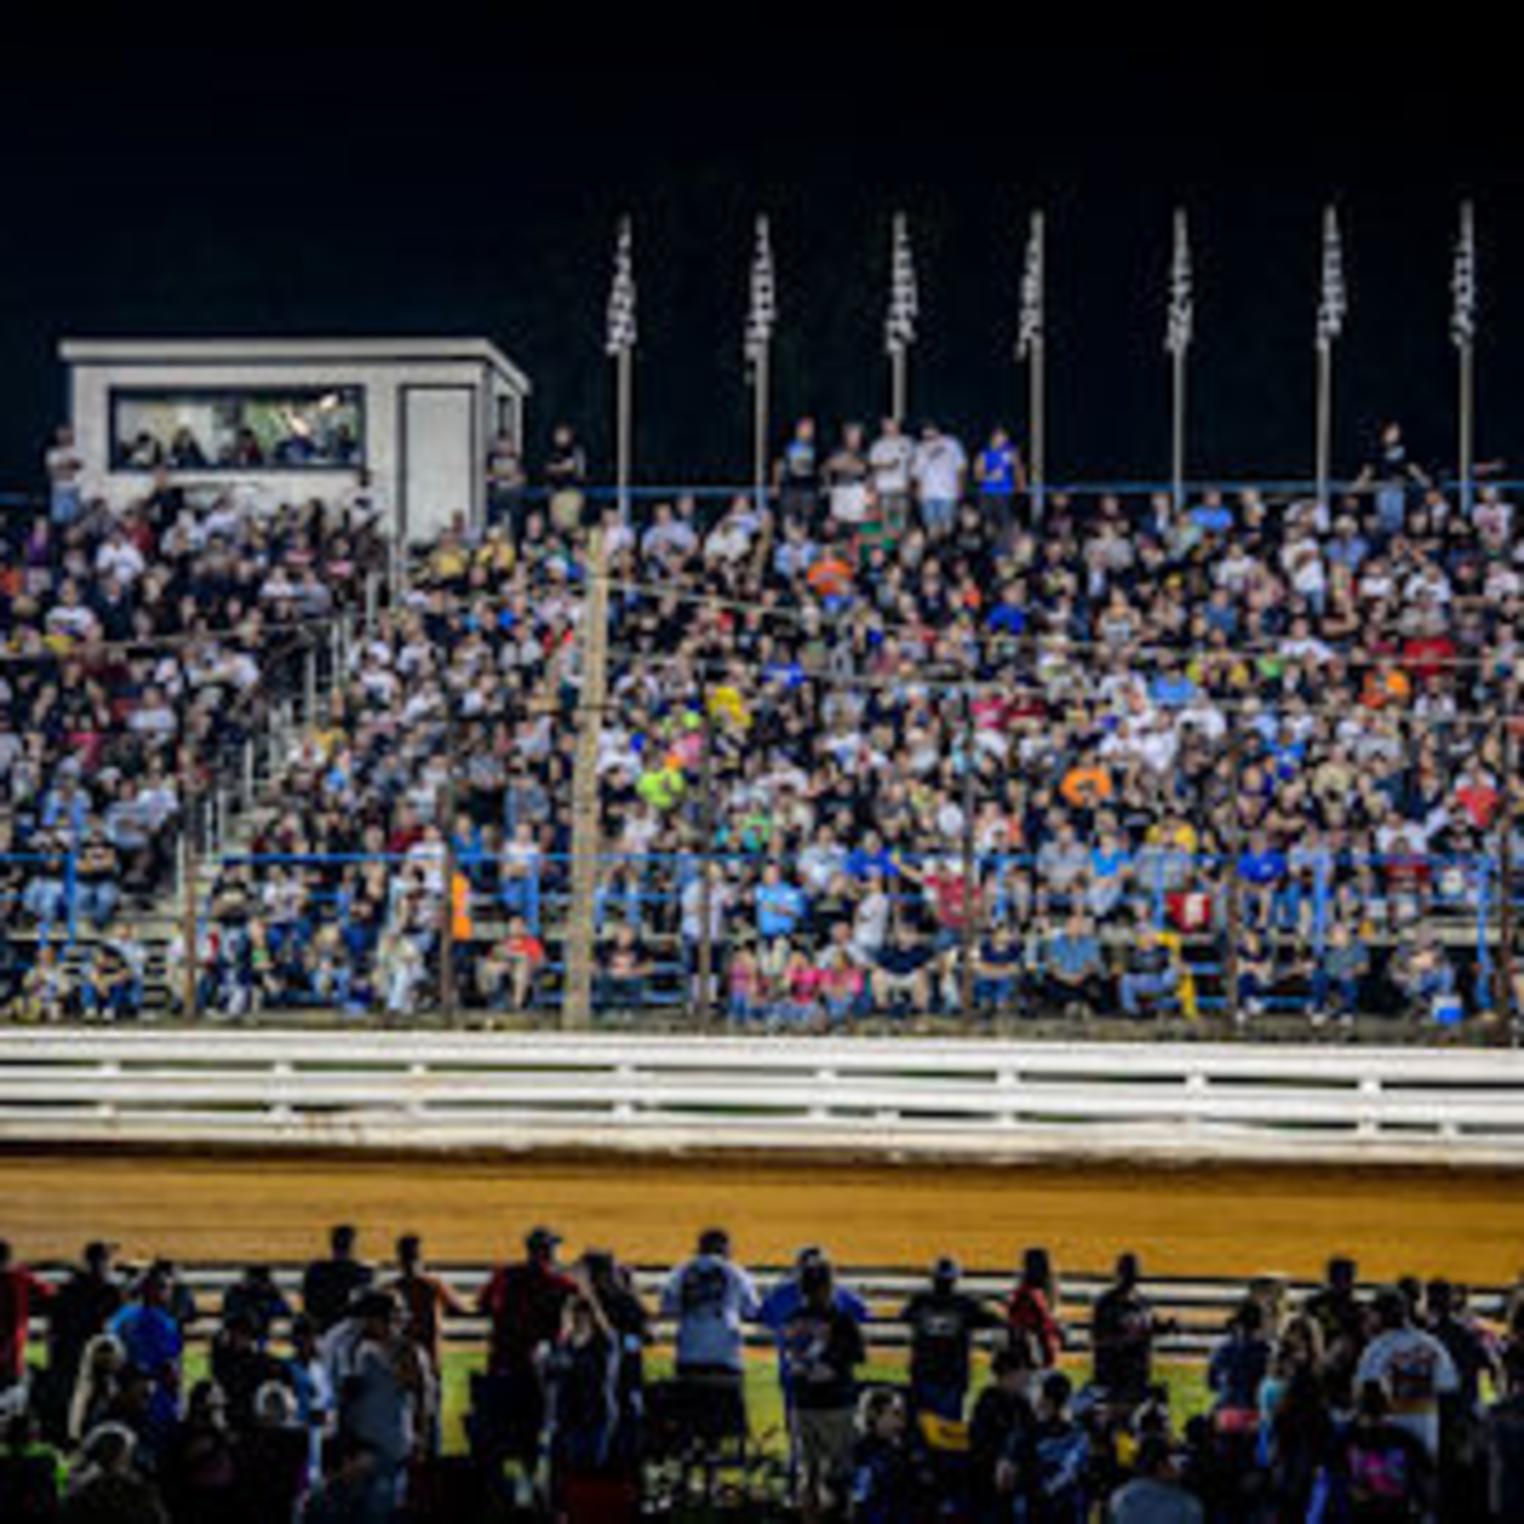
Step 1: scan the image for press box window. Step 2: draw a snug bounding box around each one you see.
[111,388,364,471]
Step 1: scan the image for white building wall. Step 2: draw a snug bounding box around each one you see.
[63,341,530,543]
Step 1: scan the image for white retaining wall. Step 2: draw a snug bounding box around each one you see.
[2,1031,1523,1165]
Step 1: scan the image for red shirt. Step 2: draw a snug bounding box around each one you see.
[0,1265,55,1382]
[476,1260,577,1374]
[1007,1283,1061,1368]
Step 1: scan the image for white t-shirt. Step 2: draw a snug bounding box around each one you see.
[911,436,967,502]
[46,444,83,485]
[868,434,913,496]
[1355,1326,1457,1456]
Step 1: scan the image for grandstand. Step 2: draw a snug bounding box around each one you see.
[5,412,1523,1039]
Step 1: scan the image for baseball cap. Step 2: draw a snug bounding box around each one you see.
[525,1226,562,1255]
[933,1255,961,1282]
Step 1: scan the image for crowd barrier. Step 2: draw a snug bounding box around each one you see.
[3,1031,1524,1164]
[22,1262,1514,1360]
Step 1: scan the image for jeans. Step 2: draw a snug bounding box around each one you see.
[1376,484,1406,536]
[23,877,66,929]
[974,976,1019,1009]
[1120,967,1179,1015]
[910,1377,967,1422]
[920,497,956,534]
[76,880,120,929]
[50,483,81,526]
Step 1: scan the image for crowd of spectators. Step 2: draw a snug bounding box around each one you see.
[4,1227,1524,1521]
[188,413,1524,1029]
[0,431,385,1021]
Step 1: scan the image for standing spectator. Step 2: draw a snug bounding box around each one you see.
[778,1256,864,1524]
[542,1265,636,1511]
[475,1226,577,1475]
[282,1316,333,1491]
[897,1257,1001,1421]
[331,1290,416,1523]
[1355,1289,1458,1460]
[824,423,871,531]
[974,425,1024,534]
[45,426,84,528]
[1207,1300,1271,1432]
[106,1264,183,1461]
[660,1228,759,1388]
[544,424,588,537]
[910,423,967,540]
[220,1266,291,1348]
[867,418,914,538]
[302,1226,374,1336]
[44,1242,123,1438]
[0,1240,55,1398]
[383,1234,466,1383]
[776,417,819,525]
[1091,1253,1165,1410]
[1007,1248,1063,1370]
[759,1248,868,1420]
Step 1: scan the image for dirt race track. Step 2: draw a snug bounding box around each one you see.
[1,1149,1523,1283]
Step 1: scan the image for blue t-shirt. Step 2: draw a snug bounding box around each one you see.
[977,444,1017,495]
[1237,850,1288,886]
[756,882,807,938]
[758,1277,870,1396]
[661,1255,760,1373]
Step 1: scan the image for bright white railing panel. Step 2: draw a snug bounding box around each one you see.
[2,1030,1523,1163]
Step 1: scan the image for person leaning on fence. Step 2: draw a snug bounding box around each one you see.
[898,1256,1002,1423]
[660,1228,758,1391]
[1091,1254,1171,1414]
[302,1225,374,1337]
[472,1225,577,1479]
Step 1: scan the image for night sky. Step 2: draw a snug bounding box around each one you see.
[1,47,1519,490]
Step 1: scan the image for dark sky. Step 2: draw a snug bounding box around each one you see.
[1,46,1519,489]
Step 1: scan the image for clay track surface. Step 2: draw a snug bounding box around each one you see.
[2,1149,1522,1286]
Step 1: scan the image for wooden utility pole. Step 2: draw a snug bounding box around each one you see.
[563,529,610,1029]
[958,693,978,1020]
[179,742,199,1019]
[1224,720,1244,1028]
[1501,720,1517,1041]
[438,707,458,1018]
[696,687,717,1023]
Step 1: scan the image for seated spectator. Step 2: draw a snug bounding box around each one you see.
[1119,927,1181,1018]
[1041,912,1109,1016]
[871,925,932,1015]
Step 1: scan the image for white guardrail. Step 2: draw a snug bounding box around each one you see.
[3,1030,1524,1164]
